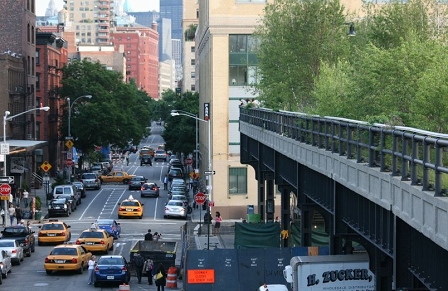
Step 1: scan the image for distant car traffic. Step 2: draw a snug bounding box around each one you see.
[48,198,71,217]
[140,183,160,198]
[140,154,152,166]
[72,181,86,198]
[154,150,168,162]
[80,172,101,190]
[95,219,121,239]
[93,255,131,287]
[100,171,135,184]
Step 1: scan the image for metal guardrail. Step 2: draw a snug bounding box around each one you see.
[240,107,448,196]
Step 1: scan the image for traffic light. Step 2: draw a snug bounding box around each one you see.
[175,87,181,97]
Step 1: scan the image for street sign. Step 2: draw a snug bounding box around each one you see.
[190,171,200,179]
[204,171,216,175]
[208,201,214,207]
[40,161,52,172]
[194,192,207,205]
[0,176,14,184]
[185,158,192,165]
[65,136,73,140]
[0,143,9,155]
[65,139,74,149]
[66,159,73,167]
[0,184,11,196]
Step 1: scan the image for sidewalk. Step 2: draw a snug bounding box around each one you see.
[189,205,236,250]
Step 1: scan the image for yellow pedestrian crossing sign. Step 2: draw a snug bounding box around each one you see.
[65,140,74,149]
[40,161,52,172]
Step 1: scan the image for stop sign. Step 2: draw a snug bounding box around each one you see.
[194,192,207,205]
[185,158,192,165]
[66,158,73,166]
[0,184,11,196]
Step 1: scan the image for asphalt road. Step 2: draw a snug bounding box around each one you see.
[0,125,186,290]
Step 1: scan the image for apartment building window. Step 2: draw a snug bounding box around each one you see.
[229,167,247,194]
[27,24,30,43]
[35,49,40,65]
[27,56,31,75]
[118,37,122,41]
[191,46,195,53]
[229,35,259,86]
[127,44,131,47]
[31,26,35,44]
[127,58,131,61]
[191,59,195,66]
[32,57,35,75]
[127,36,131,40]
[191,84,195,91]
[36,73,40,90]
[127,51,131,55]
[191,72,195,78]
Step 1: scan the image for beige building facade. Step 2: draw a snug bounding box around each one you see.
[182,0,198,93]
[195,0,364,220]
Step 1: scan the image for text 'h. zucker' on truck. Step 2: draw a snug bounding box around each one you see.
[284,254,375,291]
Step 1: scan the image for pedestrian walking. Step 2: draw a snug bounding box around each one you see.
[8,204,15,226]
[0,208,5,226]
[133,252,145,284]
[87,255,96,284]
[143,258,154,285]
[126,156,129,166]
[163,174,168,190]
[22,188,29,208]
[14,187,21,207]
[15,206,22,225]
[155,263,167,291]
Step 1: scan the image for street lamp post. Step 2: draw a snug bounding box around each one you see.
[171,110,199,170]
[67,95,92,178]
[171,109,212,249]
[2,106,50,225]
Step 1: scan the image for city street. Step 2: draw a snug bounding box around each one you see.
[0,125,186,290]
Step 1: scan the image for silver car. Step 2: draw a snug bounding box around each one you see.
[0,249,12,278]
[169,194,189,207]
[154,150,168,162]
[164,200,187,219]
[80,172,101,190]
[0,239,24,265]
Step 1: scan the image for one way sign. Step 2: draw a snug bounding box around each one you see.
[0,176,14,184]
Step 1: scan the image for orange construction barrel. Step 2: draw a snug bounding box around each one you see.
[166,266,177,288]
[118,283,130,291]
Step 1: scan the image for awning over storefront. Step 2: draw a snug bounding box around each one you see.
[6,140,48,154]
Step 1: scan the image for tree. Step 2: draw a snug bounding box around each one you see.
[59,59,151,163]
[253,0,350,111]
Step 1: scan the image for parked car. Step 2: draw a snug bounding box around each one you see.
[48,198,71,217]
[0,249,12,278]
[1,225,35,257]
[80,172,101,190]
[72,181,86,198]
[168,168,184,179]
[44,244,92,275]
[164,200,188,219]
[52,185,80,205]
[0,239,24,265]
[95,219,121,239]
[169,194,189,207]
[140,183,160,198]
[93,255,131,287]
[52,194,77,212]
[128,176,147,190]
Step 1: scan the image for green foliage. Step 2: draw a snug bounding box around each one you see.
[60,59,151,155]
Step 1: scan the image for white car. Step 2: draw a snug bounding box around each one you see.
[164,200,187,219]
[169,195,189,207]
[0,249,12,279]
[0,239,24,265]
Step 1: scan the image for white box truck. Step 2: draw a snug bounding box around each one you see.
[284,254,375,291]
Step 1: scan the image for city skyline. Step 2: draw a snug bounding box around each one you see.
[35,0,159,17]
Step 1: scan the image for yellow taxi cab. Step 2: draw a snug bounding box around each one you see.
[44,243,92,275]
[117,195,144,219]
[75,228,114,254]
[38,220,71,246]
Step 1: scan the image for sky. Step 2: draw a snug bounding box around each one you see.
[35,0,159,17]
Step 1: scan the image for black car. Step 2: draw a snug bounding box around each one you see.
[128,176,147,190]
[48,198,71,217]
[140,154,152,166]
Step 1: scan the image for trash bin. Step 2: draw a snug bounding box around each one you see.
[247,205,254,215]
[70,175,75,182]
[35,211,42,220]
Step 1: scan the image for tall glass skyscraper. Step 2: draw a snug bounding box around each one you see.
[159,0,183,64]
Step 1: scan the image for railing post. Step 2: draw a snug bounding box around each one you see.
[435,142,442,196]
